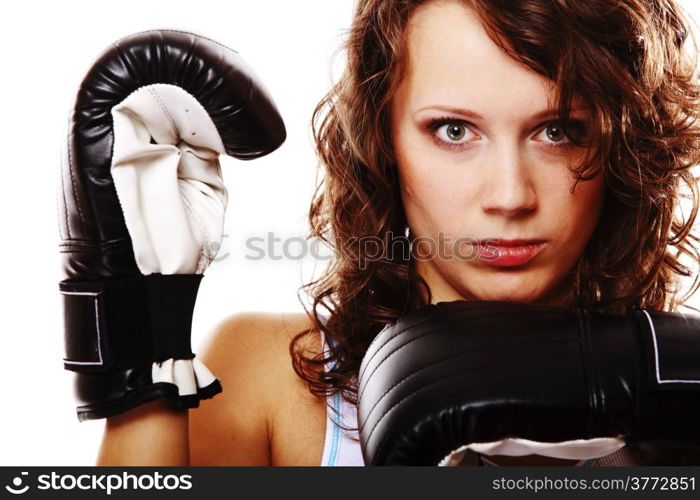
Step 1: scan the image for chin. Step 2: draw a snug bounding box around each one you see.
[473,281,563,304]
[460,288,540,304]
[459,278,544,303]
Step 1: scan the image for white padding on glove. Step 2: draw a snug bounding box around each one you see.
[438,436,625,466]
[111,83,227,275]
[111,83,227,397]
[151,357,218,397]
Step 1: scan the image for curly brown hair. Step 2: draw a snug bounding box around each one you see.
[289,0,700,461]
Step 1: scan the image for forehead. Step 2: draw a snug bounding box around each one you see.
[399,0,565,119]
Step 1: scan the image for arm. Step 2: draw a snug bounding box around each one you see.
[189,314,275,466]
[189,311,320,466]
[96,314,275,466]
[97,400,190,466]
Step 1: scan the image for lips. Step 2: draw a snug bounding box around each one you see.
[476,238,548,267]
[478,238,548,247]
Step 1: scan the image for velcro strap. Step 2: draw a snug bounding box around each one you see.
[60,273,203,371]
[60,276,152,372]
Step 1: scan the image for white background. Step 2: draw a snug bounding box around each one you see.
[0,0,698,465]
[0,0,355,465]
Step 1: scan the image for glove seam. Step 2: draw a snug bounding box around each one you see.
[113,29,240,57]
[66,124,86,238]
[181,194,210,272]
[146,86,179,140]
[59,131,70,240]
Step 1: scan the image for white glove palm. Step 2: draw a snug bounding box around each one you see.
[110,83,227,398]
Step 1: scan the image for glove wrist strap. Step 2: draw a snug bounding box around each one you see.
[60,274,202,372]
[145,273,202,362]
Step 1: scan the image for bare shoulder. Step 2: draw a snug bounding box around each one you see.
[189,311,325,465]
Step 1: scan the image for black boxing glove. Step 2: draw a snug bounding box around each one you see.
[357,300,700,465]
[58,30,285,422]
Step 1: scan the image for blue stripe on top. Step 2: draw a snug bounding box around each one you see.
[327,392,342,466]
[324,332,341,466]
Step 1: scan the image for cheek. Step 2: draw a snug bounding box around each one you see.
[395,128,434,219]
[395,124,471,222]
[551,174,606,242]
[396,149,466,234]
[396,160,434,231]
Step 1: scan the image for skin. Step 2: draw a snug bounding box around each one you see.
[390,0,607,465]
[391,0,606,309]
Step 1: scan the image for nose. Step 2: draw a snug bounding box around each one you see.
[479,142,537,218]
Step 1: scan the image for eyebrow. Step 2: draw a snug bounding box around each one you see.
[415,105,589,120]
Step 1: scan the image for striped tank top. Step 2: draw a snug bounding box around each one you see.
[319,328,365,466]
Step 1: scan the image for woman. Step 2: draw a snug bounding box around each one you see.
[98,0,700,466]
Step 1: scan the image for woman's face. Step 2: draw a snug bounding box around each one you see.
[391,0,606,306]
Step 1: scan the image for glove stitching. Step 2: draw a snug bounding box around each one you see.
[59,239,133,248]
[147,85,213,273]
[147,86,179,140]
[358,316,437,385]
[58,164,67,240]
[359,310,497,402]
[181,192,210,272]
[139,85,212,273]
[59,124,71,240]
[59,248,132,256]
[113,29,239,57]
[66,122,86,238]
